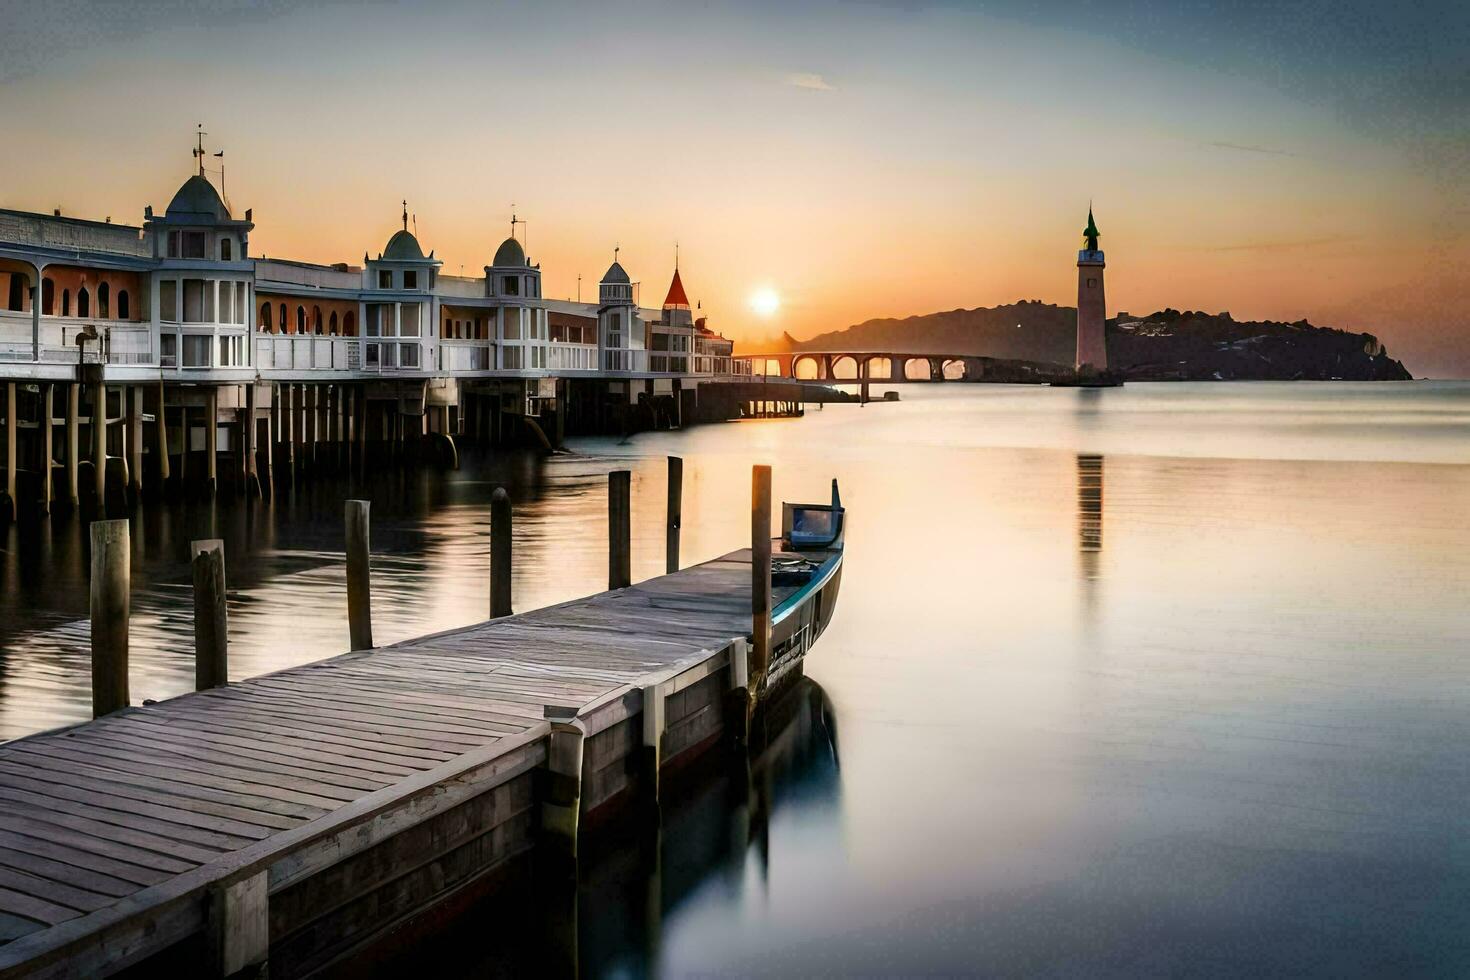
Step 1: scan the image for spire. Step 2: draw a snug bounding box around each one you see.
[402,200,408,233]
[1083,204,1100,252]
[663,267,690,309]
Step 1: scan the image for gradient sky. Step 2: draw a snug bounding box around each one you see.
[2,0,1467,374]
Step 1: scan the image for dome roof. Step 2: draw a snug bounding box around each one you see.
[492,236,525,267]
[602,261,630,285]
[382,229,426,261]
[166,175,230,221]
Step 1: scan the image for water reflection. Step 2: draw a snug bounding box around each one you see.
[1076,453,1104,582]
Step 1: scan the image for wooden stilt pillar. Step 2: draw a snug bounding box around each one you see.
[345,499,373,650]
[156,381,170,485]
[609,469,631,590]
[245,383,259,496]
[92,382,107,507]
[40,383,54,515]
[90,519,130,717]
[4,382,15,522]
[750,464,773,703]
[286,384,297,489]
[127,387,143,498]
[204,386,218,497]
[67,383,80,507]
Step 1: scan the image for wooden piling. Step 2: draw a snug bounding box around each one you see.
[92,382,107,507]
[206,871,269,978]
[89,519,130,718]
[609,469,631,590]
[40,383,53,515]
[345,499,373,651]
[244,383,259,495]
[750,464,772,694]
[66,383,80,506]
[541,705,585,861]
[666,456,682,574]
[3,382,14,522]
[640,679,667,807]
[127,387,143,497]
[204,386,218,497]
[155,381,170,484]
[191,539,228,690]
[490,487,513,619]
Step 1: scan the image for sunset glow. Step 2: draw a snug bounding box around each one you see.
[750,288,781,318]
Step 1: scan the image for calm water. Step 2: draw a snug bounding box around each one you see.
[3,381,1469,975]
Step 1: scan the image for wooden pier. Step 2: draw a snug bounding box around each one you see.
[0,543,813,977]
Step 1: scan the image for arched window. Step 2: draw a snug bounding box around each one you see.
[260,302,272,332]
[77,286,90,317]
[42,278,54,315]
[117,290,129,319]
[329,311,338,334]
[220,238,232,261]
[61,289,70,316]
[312,306,323,334]
[343,311,357,337]
[98,282,110,318]
[279,303,287,334]
[296,306,306,333]
[6,274,23,312]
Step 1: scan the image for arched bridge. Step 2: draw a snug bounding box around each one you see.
[734,351,1021,383]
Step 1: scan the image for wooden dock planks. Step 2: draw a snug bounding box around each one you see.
[0,546,798,975]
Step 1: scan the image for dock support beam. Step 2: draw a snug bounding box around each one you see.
[67,383,80,507]
[490,487,512,618]
[90,519,130,718]
[750,465,772,700]
[3,382,14,522]
[207,870,269,979]
[666,456,682,574]
[156,381,170,485]
[92,383,107,508]
[244,383,259,496]
[345,499,373,651]
[541,706,585,861]
[724,638,751,747]
[191,539,228,690]
[640,678,667,809]
[205,386,218,497]
[609,469,631,590]
[127,387,143,499]
[40,383,53,515]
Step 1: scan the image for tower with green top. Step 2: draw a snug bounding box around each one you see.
[1076,205,1108,371]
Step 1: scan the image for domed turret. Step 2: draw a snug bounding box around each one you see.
[382,229,426,262]
[602,261,630,286]
[492,236,525,268]
[166,174,231,221]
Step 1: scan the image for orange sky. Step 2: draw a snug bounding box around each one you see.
[1,1,1466,375]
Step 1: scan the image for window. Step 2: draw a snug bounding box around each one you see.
[220,238,232,261]
[6,275,23,312]
[260,303,272,332]
[502,276,518,296]
[117,290,129,319]
[296,306,306,333]
[219,335,243,366]
[400,303,420,337]
[279,303,287,333]
[502,308,520,340]
[61,289,70,316]
[313,306,323,334]
[378,270,392,289]
[403,270,417,289]
[330,311,338,334]
[98,282,110,318]
[429,269,436,288]
[42,278,54,315]
[343,311,356,336]
[502,346,523,370]
[77,286,90,317]
[168,230,180,257]
[1087,278,1097,287]
[218,282,233,324]
[160,281,177,321]
[235,282,246,324]
[183,280,207,322]
[182,231,206,259]
[160,333,177,367]
[183,335,211,367]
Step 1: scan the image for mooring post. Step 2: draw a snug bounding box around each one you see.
[90,519,130,717]
[665,456,682,574]
[490,487,513,619]
[207,870,269,978]
[345,499,373,650]
[640,677,668,810]
[542,704,586,861]
[191,539,228,690]
[723,637,751,747]
[750,464,772,698]
[3,382,14,522]
[609,469,631,589]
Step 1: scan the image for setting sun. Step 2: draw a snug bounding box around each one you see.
[750,287,781,318]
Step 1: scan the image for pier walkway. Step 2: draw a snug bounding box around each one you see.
[0,547,796,977]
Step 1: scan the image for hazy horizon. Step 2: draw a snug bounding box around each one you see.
[2,0,1466,375]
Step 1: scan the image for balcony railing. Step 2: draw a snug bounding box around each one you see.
[439,340,495,372]
[0,312,151,365]
[548,343,597,372]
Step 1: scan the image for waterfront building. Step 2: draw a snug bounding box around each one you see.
[1075,207,1108,371]
[0,168,741,391]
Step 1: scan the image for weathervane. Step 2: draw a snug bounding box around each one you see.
[402,200,408,233]
[192,124,208,177]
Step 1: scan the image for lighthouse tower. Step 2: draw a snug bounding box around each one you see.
[1075,207,1108,372]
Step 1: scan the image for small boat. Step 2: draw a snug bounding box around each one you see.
[763,479,846,695]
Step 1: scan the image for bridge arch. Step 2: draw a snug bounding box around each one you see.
[942,358,968,380]
[862,355,893,380]
[830,354,859,380]
[793,353,824,380]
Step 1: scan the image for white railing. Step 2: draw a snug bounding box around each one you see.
[439,341,495,372]
[0,313,151,365]
[255,335,354,371]
[548,343,597,371]
[602,348,649,373]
